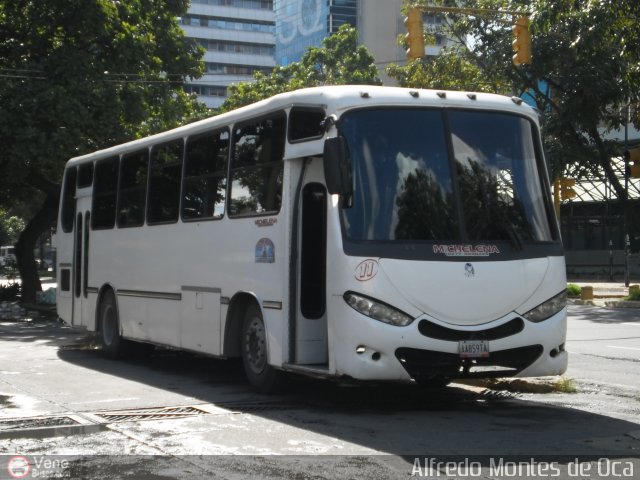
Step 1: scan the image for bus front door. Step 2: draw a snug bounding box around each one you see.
[295,181,329,365]
[71,196,91,328]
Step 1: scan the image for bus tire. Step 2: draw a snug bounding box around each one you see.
[241,303,283,393]
[99,290,126,360]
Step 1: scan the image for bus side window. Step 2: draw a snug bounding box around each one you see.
[77,162,94,188]
[117,149,148,228]
[182,129,229,220]
[229,112,286,217]
[61,167,78,233]
[288,107,325,142]
[148,139,184,225]
[92,156,119,230]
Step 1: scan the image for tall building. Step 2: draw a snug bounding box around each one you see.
[275,0,450,85]
[180,0,451,106]
[180,0,276,108]
[275,0,357,66]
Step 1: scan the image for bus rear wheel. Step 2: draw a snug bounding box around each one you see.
[241,303,283,393]
[99,290,126,359]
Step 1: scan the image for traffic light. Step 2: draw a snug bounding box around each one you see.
[624,147,640,178]
[559,177,577,201]
[512,16,532,65]
[404,7,425,60]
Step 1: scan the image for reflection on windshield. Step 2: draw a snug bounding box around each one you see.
[341,109,459,241]
[340,108,553,245]
[450,111,552,243]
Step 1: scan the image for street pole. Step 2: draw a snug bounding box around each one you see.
[609,239,614,281]
[553,178,561,220]
[624,104,630,287]
[625,234,630,287]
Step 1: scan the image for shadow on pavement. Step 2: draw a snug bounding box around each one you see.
[569,303,640,324]
[47,329,640,458]
[1,318,638,459]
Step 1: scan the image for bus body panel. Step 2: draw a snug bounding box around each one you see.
[377,257,560,327]
[72,192,289,361]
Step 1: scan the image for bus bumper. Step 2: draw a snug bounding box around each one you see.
[330,305,568,382]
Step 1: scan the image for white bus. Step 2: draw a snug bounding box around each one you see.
[55,86,567,392]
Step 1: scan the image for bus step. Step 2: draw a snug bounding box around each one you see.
[282,363,331,378]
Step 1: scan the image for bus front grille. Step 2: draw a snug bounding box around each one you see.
[418,318,524,342]
[395,345,543,380]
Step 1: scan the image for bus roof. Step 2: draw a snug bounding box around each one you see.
[66,85,538,167]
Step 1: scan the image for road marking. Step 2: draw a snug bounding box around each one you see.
[607,345,640,351]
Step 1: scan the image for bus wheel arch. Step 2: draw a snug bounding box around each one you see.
[224,292,284,393]
[223,292,259,358]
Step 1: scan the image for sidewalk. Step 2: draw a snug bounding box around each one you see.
[569,281,640,307]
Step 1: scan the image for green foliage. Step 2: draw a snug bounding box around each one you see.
[626,289,640,302]
[221,25,381,112]
[0,210,25,246]
[387,49,510,93]
[554,377,578,394]
[566,283,582,297]
[0,0,210,302]
[0,282,20,301]
[0,0,208,201]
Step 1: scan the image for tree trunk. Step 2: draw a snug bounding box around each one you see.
[15,194,58,304]
[590,128,626,201]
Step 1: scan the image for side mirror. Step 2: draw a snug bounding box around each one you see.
[323,136,352,197]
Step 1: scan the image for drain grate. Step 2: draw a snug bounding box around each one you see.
[0,416,79,432]
[93,405,210,422]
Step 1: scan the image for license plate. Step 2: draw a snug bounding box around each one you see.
[459,340,490,358]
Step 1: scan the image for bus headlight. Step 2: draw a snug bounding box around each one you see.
[522,291,567,323]
[344,292,414,326]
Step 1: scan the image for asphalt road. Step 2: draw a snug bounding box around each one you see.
[0,305,638,479]
[566,304,640,390]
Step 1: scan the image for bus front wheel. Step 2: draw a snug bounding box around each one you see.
[99,290,125,359]
[241,303,283,393]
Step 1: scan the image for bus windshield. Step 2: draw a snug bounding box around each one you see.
[339,108,554,247]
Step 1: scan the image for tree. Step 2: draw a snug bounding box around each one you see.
[388,0,640,196]
[0,0,208,302]
[221,24,381,112]
[0,209,25,246]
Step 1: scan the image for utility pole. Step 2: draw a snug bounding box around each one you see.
[624,104,630,287]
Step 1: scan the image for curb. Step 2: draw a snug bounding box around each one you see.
[456,377,576,394]
[604,300,640,308]
[569,299,640,308]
